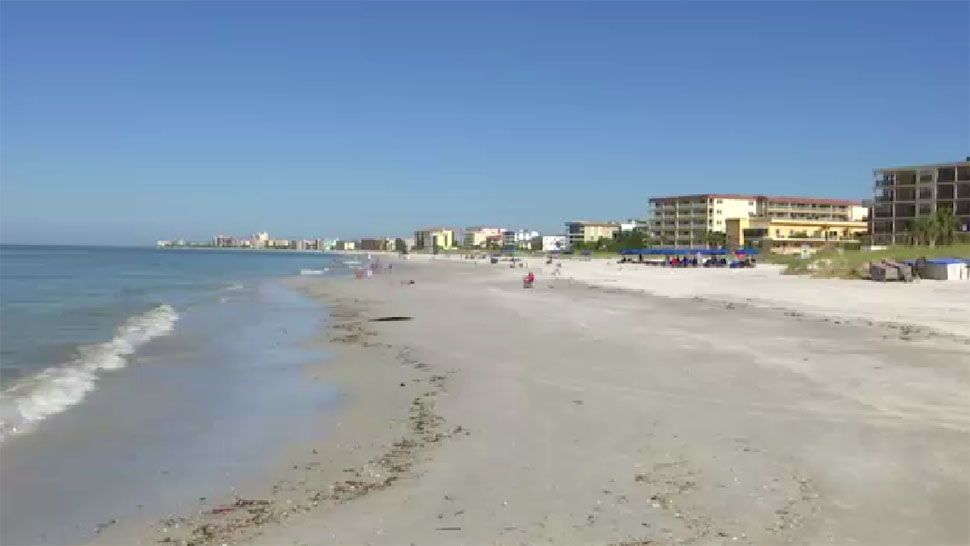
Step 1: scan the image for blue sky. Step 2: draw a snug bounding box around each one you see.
[1,1,967,244]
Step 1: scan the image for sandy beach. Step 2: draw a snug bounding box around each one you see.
[95,256,969,546]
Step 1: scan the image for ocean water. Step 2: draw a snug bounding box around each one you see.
[0,245,355,545]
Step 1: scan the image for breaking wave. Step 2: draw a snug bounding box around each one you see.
[0,304,178,441]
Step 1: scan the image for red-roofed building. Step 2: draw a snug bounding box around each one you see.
[648,194,866,248]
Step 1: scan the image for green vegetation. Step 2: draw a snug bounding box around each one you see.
[703,232,727,248]
[911,209,960,247]
[771,244,970,279]
[572,231,657,253]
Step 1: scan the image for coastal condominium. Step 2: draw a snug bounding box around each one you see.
[503,229,541,250]
[725,216,868,255]
[648,194,757,247]
[648,194,867,248]
[565,221,620,246]
[358,238,396,251]
[462,227,505,248]
[872,160,970,245]
[414,227,455,250]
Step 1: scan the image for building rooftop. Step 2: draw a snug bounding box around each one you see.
[874,159,970,172]
[763,196,863,206]
[565,220,620,227]
[739,216,868,225]
[649,193,758,202]
[649,194,862,206]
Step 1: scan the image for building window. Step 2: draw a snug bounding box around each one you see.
[716,199,723,204]
[716,210,722,214]
[716,220,722,225]
[748,201,754,206]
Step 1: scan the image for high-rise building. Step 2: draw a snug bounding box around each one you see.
[871,160,970,245]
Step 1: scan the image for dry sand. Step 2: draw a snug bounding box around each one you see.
[97,257,970,546]
[415,254,970,339]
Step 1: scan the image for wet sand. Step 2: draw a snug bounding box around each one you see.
[96,258,969,545]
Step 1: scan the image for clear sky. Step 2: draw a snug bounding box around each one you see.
[1,1,967,245]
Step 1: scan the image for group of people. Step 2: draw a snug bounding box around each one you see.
[619,254,757,269]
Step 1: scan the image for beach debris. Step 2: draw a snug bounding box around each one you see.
[94,518,117,534]
[370,316,413,322]
[143,311,462,546]
[435,527,462,531]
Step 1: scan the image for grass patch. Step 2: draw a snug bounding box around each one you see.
[774,244,970,279]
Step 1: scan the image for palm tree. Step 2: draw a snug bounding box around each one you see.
[704,231,727,249]
[914,216,934,247]
[934,209,958,246]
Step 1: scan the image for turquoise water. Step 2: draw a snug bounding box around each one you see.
[0,245,352,545]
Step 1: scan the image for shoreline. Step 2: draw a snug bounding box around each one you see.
[95,257,968,545]
[92,269,462,546]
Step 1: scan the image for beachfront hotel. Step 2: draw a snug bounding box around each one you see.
[725,216,868,255]
[462,227,505,248]
[871,160,970,245]
[414,227,456,250]
[648,194,867,248]
[565,221,620,247]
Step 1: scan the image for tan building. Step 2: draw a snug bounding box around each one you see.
[267,239,292,249]
[756,196,868,223]
[872,160,970,244]
[414,227,455,250]
[649,194,759,247]
[726,217,868,255]
[565,221,620,246]
[649,194,866,248]
[251,231,270,249]
[463,227,504,248]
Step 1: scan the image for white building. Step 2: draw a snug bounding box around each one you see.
[251,231,270,249]
[620,219,649,232]
[502,229,541,250]
[542,235,568,252]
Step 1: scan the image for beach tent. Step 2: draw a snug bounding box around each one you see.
[619,248,759,256]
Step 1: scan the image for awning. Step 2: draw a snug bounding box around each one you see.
[619,248,760,256]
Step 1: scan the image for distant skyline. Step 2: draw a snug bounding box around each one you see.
[2,1,968,245]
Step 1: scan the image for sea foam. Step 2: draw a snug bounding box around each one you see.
[0,304,178,441]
